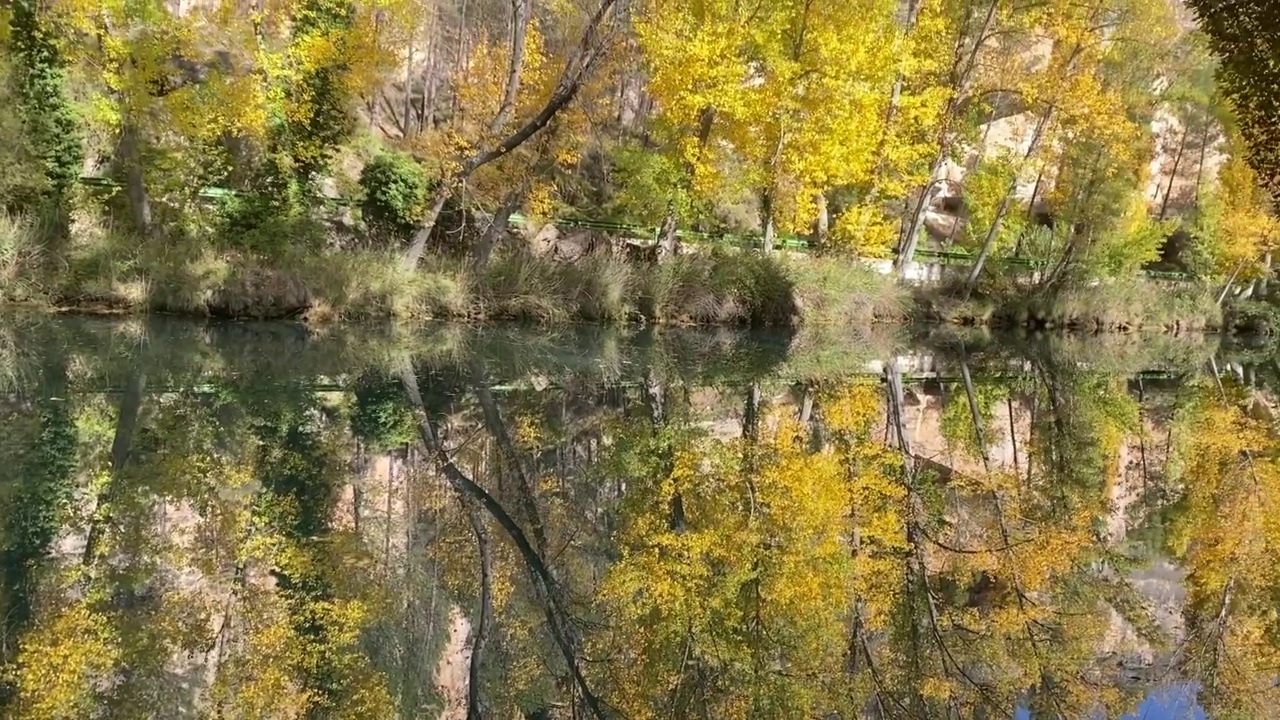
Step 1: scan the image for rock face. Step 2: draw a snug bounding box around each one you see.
[547,229,615,262]
[916,101,1228,257]
[527,222,560,256]
[526,224,663,264]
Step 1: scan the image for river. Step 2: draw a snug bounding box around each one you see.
[0,314,1269,718]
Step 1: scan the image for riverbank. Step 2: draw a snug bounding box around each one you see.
[0,216,907,326]
[916,279,1226,333]
[0,213,1239,331]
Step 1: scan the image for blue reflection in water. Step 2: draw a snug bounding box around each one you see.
[1015,684,1205,720]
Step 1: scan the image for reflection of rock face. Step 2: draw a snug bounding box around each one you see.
[436,607,471,720]
[894,390,1031,479]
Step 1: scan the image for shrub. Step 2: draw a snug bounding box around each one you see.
[566,255,635,322]
[477,252,572,323]
[350,372,417,450]
[298,250,471,321]
[786,256,909,325]
[215,152,324,255]
[359,151,432,242]
[0,212,49,301]
[635,251,799,325]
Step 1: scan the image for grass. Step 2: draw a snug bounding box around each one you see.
[0,209,1223,333]
[912,274,1223,333]
[992,279,1222,332]
[0,211,907,327]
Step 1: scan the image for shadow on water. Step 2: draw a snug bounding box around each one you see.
[0,313,1276,718]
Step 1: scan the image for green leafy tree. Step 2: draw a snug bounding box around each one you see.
[279,0,358,185]
[6,0,83,205]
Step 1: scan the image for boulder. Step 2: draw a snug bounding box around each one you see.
[528,223,559,256]
[549,229,614,262]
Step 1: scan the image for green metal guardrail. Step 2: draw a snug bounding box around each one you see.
[77,176,1198,281]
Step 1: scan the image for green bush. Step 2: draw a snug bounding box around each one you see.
[635,251,799,325]
[350,372,417,450]
[359,151,432,242]
[215,152,325,255]
[0,59,46,211]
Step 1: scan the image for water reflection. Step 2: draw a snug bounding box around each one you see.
[0,316,1274,719]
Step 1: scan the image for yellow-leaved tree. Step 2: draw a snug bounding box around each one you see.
[637,0,903,251]
[1196,127,1280,286]
[594,410,853,717]
[1164,386,1280,717]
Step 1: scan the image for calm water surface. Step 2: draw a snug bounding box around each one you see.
[0,315,1271,718]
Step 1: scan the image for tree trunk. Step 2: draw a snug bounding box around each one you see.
[490,0,531,134]
[743,382,761,443]
[452,0,469,120]
[657,199,679,261]
[962,190,1015,299]
[813,191,830,249]
[959,350,990,471]
[403,190,454,269]
[898,174,944,277]
[1159,128,1187,220]
[471,179,531,269]
[761,191,776,254]
[402,33,415,137]
[83,370,146,567]
[962,107,1053,298]
[419,10,440,132]
[1194,120,1210,210]
[687,105,717,232]
[470,361,549,555]
[464,507,492,720]
[1015,164,1046,259]
[120,120,153,238]
[1217,261,1245,306]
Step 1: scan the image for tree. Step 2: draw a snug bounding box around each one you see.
[1163,385,1280,717]
[962,0,1180,294]
[1188,0,1280,204]
[637,0,903,253]
[6,0,83,206]
[402,0,624,269]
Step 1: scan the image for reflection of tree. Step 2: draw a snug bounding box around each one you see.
[8,328,1280,718]
[0,353,78,712]
[1162,383,1280,719]
[595,380,855,718]
[850,356,1164,720]
[203,385,395,719]
[398,362,609,719]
